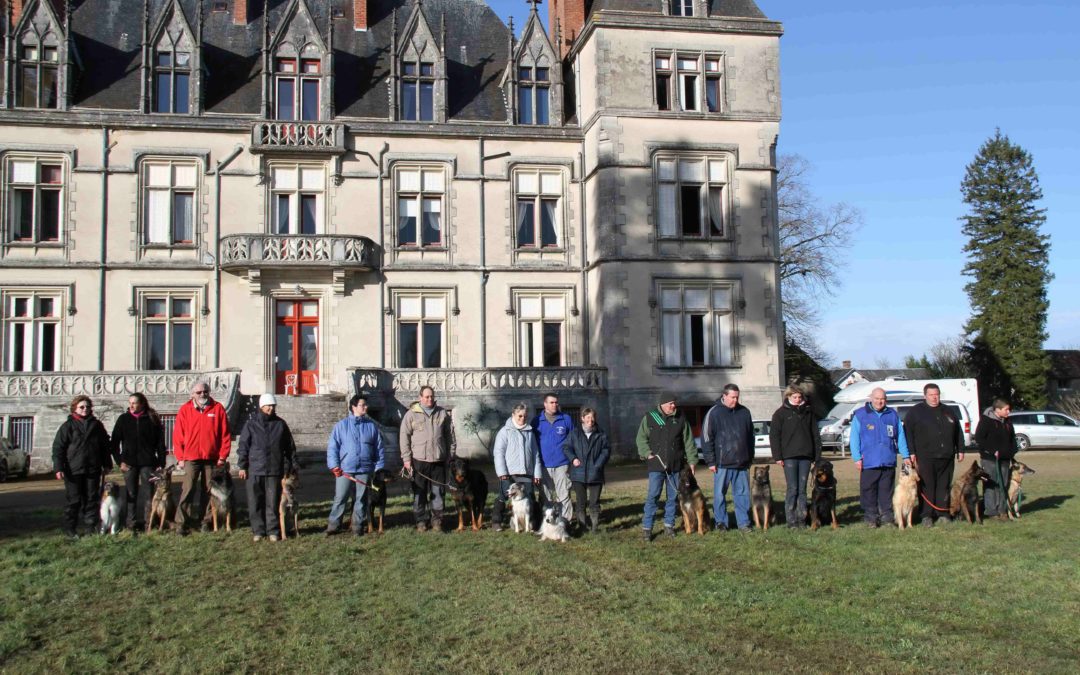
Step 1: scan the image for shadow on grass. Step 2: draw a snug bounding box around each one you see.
[1015,494,1073,514]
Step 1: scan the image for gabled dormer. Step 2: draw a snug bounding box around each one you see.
[263,0,331,121]
[505,4,562,126]
[390,2,446,123]
[6,0,79,110]
[142,0,202,115]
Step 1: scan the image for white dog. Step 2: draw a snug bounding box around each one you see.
[508,483,532,534]
[538,505,570,543]
[99,481,123,535]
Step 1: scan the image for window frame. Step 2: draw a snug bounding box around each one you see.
[656,281,738,369]
[141,158,199,246]
[517,64,551,125]
[394,165,447,248]
[400,60,436,122]
[4,155,65,245]
[670,0,694,17]
[513,291,569,367]
[15,38,59,109]
[274,57,322,121]
[393,291,449,369]
[654,154,730,240]
[654,50,725,114]
[513,168,564,249]
[136,289,199,371]
[267,162,326,235]
[152,47,192,114]
[1,289,62,372]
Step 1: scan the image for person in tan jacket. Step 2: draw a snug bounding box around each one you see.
[399,386,457,531]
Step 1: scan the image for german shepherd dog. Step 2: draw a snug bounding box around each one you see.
[449,457,489,531]
[364,468,395,534]
[810,460,838,530]
[208,461,236,532]
[677,465,709,535]
[146,465,177,533]
[949,460,991,524]
[750,465,774,531]
[1006,461,1036,521]
[278,467,300,539]
[892,463,921,530]
[99,481,123,535]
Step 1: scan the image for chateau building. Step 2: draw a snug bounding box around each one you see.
[0,0,783,466]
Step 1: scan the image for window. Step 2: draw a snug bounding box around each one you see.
[275,58,321,121]
[2,292,61,372]
[655,56,672,111]
[396,167,445,247]
[656,156,727,238]
[677,57,699,111]
[153,50,191,114]
[659,282,736,367]
[670,0,694,16]
[143,161,197,244]
[401,61,435,121]
[270,165,325,235]
[141,294,195,370]
[704,57,723,112]
[655,52,723,113]
[396,294,446,368]
[514,170,561,248]
[16,41,59,109]
[517,65,550,125]
[516,293,566,367]
[6,158,63,243]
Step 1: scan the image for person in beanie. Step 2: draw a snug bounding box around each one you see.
[636,391,697,541]
[109,392,166,531]
[850,387,910,527]
[237,393,297,542]
[561,407,610,533]
[702,383,755,532]
[326,394,385,536]
[531,393,574,523]
[52,395,112,538]
[399,386,456,532]
[491,403,543,532]
[974,398,1016,520]
[770,385,823,528]
[903,383,964,526]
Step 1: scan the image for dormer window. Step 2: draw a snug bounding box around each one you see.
[17,41,59,109]
[517,65,550,125]
[275,58,321,121]
[153,50,191,114]
[671,0,694,16]
[401,61,435,121]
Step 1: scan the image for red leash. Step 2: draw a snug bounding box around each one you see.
[919,490,950,512]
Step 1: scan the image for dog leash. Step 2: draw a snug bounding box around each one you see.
[918,490,950,512]
[408,466,461,493]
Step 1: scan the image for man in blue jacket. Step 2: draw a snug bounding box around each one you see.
[531,393,574,522]
[702,383,755,532]
[851,387,910,527]
[325,394,385,536]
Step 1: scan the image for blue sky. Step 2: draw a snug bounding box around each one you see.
[487,0,1080,368]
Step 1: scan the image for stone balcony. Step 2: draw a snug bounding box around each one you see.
[220,234,378,271]
[250,121,346,154]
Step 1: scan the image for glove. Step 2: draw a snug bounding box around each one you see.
[331,467,344,478]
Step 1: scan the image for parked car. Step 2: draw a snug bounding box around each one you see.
[820,397,974,454]
[1009,411,1080,450]
[0,436,31,482]
[753,419,772,459]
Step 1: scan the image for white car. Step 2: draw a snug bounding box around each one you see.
[752,419,773,459]
[0,436,31,482]
[1009,411,1080,450]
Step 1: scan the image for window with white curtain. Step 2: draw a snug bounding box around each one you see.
[2,290,61,372]
[515,293,566,367]
[656,156,728,239]
[6,157,63,243]
[270,164,325,235]
[396,167,445,247]
[514,170,562,248]
[395,293,447,368]
[143,160,197,244]
[659,282,736,367]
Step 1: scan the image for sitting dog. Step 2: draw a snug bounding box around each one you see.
[364,468,394,534]
[537,505,570,542]
[449,457,489,531]
[750,465,775,531]
[507,482,533,534]
[1006,461,1036,521]
[208,461,235,532]
[810,460,838,530]
[279,467,300,539]
[892,463,921,530]
[950,460,991,524]
[677,465,709,535]
[146,466,176,533]
[99,481,123,535]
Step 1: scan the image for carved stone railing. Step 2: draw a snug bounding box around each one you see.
[0,369,240,400]
[349,367,608,395]
[220,235,377,270]
[250,121,345,153]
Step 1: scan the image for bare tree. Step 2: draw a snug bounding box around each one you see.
[904,335,973,379]
[778,154,864,358]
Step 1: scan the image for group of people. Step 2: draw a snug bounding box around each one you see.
[50,379,1018,540]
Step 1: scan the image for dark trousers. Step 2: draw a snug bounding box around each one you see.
[492,476,539,529]
[175,461,214,528]
[860,466,896,524]
[123,465,155,527]
[782,459,812,525]
[411,460,446,523]
[571,481,603,526]
[246,475,282,537]
[62,472,101,534]
[917,455,954,522]
[981,458,1008,517]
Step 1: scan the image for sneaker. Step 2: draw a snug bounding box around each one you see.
[492,523,504,533]
[351,529,364,538]
[268,535,279,542]
[739,526,752,534]
[253,535,263,542]
[324,527,340,537]
[431,517,443,533]
[416,521,429,533]
[664,526,676,539]
[641,529,652,542]
[920,518,933,528]
[177,526,191,537]
[865,521,879,529]
[200,523,211,533]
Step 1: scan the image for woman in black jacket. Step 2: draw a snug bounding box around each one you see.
[561,408,611,533]
[236,394,297,542]
[974,398,1016,519]
[52,395,112,538]
[769,386,822,527]
[110,392,166,530]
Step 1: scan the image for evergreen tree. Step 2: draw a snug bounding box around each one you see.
[960,130,1052,408]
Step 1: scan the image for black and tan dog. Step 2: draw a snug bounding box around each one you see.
[449,456,489,531]
[1006,461,1035,521]
[208,461,235,532]
[810,460,838,530]
[364,468,395,534]
[677,465,709,535]
[750,465,774,531]
[949,460,991,524]
[146,465,176,533]
[278,466,300,539]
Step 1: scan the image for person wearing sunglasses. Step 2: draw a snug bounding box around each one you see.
[51,395,112,538]
[173,381,232,535]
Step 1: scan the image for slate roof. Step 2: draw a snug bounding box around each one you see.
[830,368,933,387]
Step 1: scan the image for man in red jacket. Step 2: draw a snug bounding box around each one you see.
[173,380,232,534]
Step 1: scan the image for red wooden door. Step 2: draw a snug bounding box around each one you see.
[274,300,319,395]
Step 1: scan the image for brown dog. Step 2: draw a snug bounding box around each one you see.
[892,463,920,530]
[146,466,176,533]
[677,466,709,535]
[950,460,991,524]
[208,461,235,532]
[750,465,774,531]
[1006,461,1035,520]
[279,467,300,539]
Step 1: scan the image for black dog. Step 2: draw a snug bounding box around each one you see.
[364,468,394,534]
[810,460,838,530]
[449,457,489,531]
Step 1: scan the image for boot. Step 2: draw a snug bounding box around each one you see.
[431,512,443,532]
[589,508,600,534]
[491,499,505,532]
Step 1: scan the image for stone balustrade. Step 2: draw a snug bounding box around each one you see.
[220,234,377,270]
[250,121,345,152]
[0,369,240,399]
[349,367,608,395]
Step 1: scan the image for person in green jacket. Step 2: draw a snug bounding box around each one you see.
[636,391,697,542]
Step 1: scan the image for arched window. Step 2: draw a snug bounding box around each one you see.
[152,17,194,114]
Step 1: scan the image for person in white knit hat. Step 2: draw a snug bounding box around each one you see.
[237,393,296,541]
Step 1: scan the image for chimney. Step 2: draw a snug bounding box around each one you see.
[11,0,27,24]
[549,0,585,58]
[842,360,852,369]
[354,0,367,31]
[232,0,248,25]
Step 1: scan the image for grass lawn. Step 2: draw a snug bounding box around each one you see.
[1,452,1079,673]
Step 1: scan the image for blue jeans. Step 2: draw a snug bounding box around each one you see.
[327,473,369,532]
[713,468,751,530]
[642,471,679,531]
